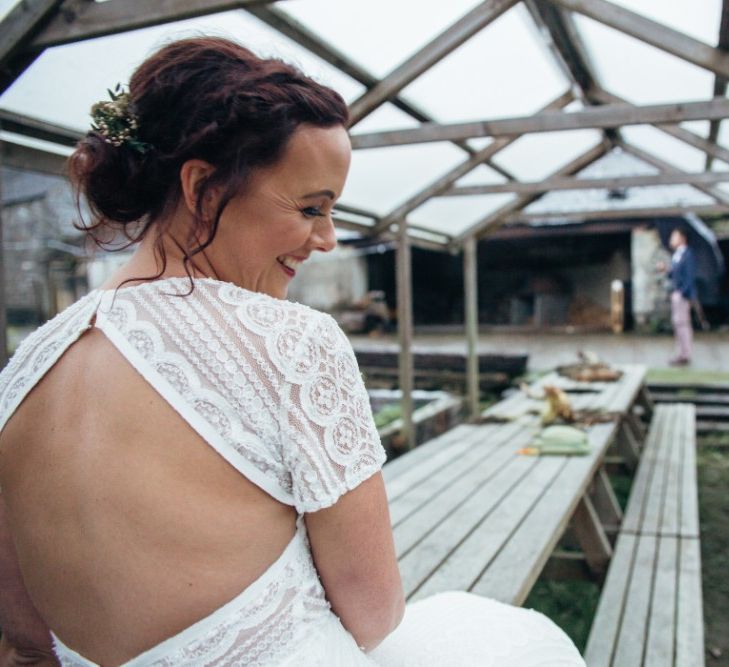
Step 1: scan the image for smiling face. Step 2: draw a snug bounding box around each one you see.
[205,124,351,299]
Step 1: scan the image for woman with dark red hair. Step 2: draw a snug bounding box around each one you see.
[0,37,584,666]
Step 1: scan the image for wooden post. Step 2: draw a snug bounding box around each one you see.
[396,221,415,450]
[0,128,7,367]
[464,236,480,420]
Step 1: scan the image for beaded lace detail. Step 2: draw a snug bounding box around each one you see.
[0,278,385,666]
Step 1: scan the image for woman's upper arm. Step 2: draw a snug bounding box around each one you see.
[304,471,404,651]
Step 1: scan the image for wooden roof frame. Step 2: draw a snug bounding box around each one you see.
[1,0,729,250]
[2,0,729,435]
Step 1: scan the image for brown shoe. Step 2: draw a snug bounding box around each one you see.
[669,357,690,366]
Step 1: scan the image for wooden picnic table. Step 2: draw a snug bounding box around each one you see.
[383,413,622,606]
[482,363,650,422]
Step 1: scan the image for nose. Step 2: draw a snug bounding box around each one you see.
[312,214,337,253]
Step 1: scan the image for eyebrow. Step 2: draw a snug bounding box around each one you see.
[301,189,336,200]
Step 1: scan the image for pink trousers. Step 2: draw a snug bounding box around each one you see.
[671,290,693,361]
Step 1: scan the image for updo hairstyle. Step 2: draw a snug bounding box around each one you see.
[69,36,349,275]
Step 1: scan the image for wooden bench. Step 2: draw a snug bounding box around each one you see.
[384,414,622,606]
[585,404,704,667]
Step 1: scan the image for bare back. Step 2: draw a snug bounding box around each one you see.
[0,323,295,665]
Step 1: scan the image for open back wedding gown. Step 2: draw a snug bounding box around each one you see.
[0,278,584,666]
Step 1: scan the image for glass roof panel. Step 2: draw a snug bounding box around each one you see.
[277,0,482,79]
[0,10,364,130]
[680,120,710,138]
[621,125,717,171]
[573,14,714,105]
[717,119,729,151]
[491,129,603,181]
[341,142,466,216]
[408,193,516,236]
[400,5,568,123]
[604,0,721,44]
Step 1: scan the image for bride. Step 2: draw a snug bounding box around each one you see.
[0,37,584,666]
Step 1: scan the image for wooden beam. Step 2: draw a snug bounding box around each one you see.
[0,109,80,148]
[347,0,520,126]
[442,170,729,196]
[617,139,729,206]
[370,90,574,235]
[525,0,598,96]
[248,5,509,172]
[551,0,729,79]
[451,140,609,245]
[0,140,69,176]
[463,237,480,420]
[707,0,729,169]
[0,126,8,366]
[507,203,729,224]
[396,222,415,450]
[0,0,63,93]
[592,89,729,167]
[571,494,612,576]
[29,0,283,48]
[351,98,729,149]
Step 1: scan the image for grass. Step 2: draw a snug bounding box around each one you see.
[646,368,729,385]
[523,434,729,663]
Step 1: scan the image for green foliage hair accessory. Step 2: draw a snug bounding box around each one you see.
[90,84,151,154]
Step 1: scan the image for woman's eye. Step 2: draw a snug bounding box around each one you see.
[301,206,325,218]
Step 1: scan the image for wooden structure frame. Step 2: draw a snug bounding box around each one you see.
[1,0,729,442]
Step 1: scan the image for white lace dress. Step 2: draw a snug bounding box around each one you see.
[0,278,585,667]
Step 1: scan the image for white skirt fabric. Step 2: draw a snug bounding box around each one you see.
[286,591,586,667]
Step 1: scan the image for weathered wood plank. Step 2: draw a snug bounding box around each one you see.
[397,451,541,600]
[620,406,665,533]
[30,0,283,48]
[469,422,617,604]
[347,0,520,125]
[612,534,657,666]
[350,98,729,149]
[393,427,534,557]
[382,423,473,483]
[591,466,623,537]
[679,404,700,539]
[385,425,486,499]
[644,536,678,667]
[442,169,729,196]
[389,421,528,529]
[641,406,677,535]
[571,494,613,575]
[553,0,729,79]
[408,456,565,602]
[464,237,480,420]
[584,532,638,667]
[676,537,705,667]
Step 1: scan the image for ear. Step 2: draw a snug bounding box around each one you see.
[179,159,217,217]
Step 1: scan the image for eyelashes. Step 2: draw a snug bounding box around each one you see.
[301,206,326,218]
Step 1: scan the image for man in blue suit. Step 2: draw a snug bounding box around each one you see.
[666,228,697,365]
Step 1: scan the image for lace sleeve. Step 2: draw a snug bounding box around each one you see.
[277,310,386,513]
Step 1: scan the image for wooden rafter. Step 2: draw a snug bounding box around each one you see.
[370,90,574,235]
[591,89,729,207]
[0,0,63,93]
[507,203,729,224]
[551,0,729,79]
[351,98,729,150]
[347,0,520,126]
[28,0,284,48]
[452,140,610,245]
[0,109,80,147]
[616,139,729,206]
[442,171,729,196]
[246,4,508,175]
[0,140,69,176]
[706,0,729,169]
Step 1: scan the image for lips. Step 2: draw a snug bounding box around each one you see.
[277,256,304,277]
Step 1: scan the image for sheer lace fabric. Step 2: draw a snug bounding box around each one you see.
[0,278,585,666]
